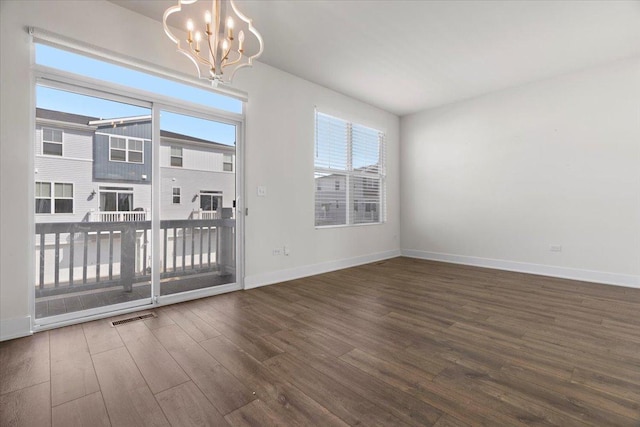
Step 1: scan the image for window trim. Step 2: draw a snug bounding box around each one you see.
[108,134,145,164]
[223,154,233,172]
[314,111,386,228]
[170,146,183,167]
[35,181,74,214]
[199,190,222,212]
[172,186,181,204]
[41,127,64,156]
[99,187,134,212]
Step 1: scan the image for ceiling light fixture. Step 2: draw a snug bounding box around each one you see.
[163,0,264,86]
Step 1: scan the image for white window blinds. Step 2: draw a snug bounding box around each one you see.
[314,111,386,227]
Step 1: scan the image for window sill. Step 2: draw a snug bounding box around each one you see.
[315,221,385,230]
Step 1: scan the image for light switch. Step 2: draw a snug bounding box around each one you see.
[257,186,267,197]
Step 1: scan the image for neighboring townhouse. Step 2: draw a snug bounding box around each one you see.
[35,108,236,224]
[314,167,382,226]
[34,108,236,286]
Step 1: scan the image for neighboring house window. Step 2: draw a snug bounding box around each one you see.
[223,154,233,172]
[200,191,221,211]
[109,135,144,163]
[54,183,74,213]
[172,187,181,204]
[128,139,143,163]
[35,181,73,213]
[42,128,63,156]
[314,111,386,226]
[100,187,133,211]
[35,182,51,213]
[171,146,183,167]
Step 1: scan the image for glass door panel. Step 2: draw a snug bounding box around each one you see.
[34,85,152,319]
[159,110,236,296]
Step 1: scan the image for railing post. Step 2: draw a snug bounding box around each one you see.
[218,222,234,275]
[120,223,136,292]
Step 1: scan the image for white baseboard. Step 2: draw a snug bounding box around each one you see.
[401,249,640,289]
[244,249,402,290]
[0,316,32,341]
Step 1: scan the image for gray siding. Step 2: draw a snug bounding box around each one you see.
[93,122,152,184]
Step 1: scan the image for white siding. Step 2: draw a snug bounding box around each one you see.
[160,143,234,173]
[35,125,93,159]
[34,153,152,223]
[160,167,235,220]
[34,156,94,223]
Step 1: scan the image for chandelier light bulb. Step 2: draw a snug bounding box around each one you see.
[204,10,211,24]
[238,30,245,51]
[226,16,234,29]
[186,19,194,31]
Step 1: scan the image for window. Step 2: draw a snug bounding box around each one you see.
[100,187,133,211]
[54,183,74,213]
[223,154,233,172]
[314,111,385,226]
[128,139,143,163]
[42,128,63,156]
[109,136,126,161]
[172,187,181,204]
[200,191,221,211]
[35,182,51,213]
[109,135,144,163]
[35,181,73,213]
[171,146,183,167]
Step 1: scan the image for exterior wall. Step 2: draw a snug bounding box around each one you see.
[94,122,152,183]
[159,143,235,172]
[315,175,347,225]
[35,125,94,159]
[160,167,235,220]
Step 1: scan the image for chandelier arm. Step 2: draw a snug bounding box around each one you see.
[221,50,244,69]
[221,40,233,63]
[188,44,215,69]
[205,32,218,73]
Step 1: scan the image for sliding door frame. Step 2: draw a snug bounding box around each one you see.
[31,66,245,332]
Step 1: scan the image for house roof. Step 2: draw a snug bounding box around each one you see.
[36,108,98,125]
[36,108,233,148]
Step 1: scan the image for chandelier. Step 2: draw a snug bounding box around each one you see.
[163,0,264,86]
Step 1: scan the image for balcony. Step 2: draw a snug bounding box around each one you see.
[34,218,235,318]
[90,209,149,222]
[191,209,220,220]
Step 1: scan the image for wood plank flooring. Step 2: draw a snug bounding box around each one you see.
[2,257,640,426]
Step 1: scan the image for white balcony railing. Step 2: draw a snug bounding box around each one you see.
[90,210,149,222]
[191,209,220,220]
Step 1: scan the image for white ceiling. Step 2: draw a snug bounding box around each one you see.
[110,0,640,116]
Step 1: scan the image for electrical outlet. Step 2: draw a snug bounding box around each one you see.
[550,245,562,252]
[257,186,267,197]
[272,248,281,256]
[283,246,290,256]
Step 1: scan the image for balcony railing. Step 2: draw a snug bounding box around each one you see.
[191,209,220,220]
[35,218,235,298]
[90,210,149,222]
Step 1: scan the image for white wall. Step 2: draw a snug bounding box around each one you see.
[401,58,640,286]
[0,0,400,339]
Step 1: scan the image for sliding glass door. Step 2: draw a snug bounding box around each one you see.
[158,109,237,296]
[34,84,154,319]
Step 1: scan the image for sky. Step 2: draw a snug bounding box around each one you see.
[36,44,238,145]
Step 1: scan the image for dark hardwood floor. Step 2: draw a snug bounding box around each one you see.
[2,257,640,426]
